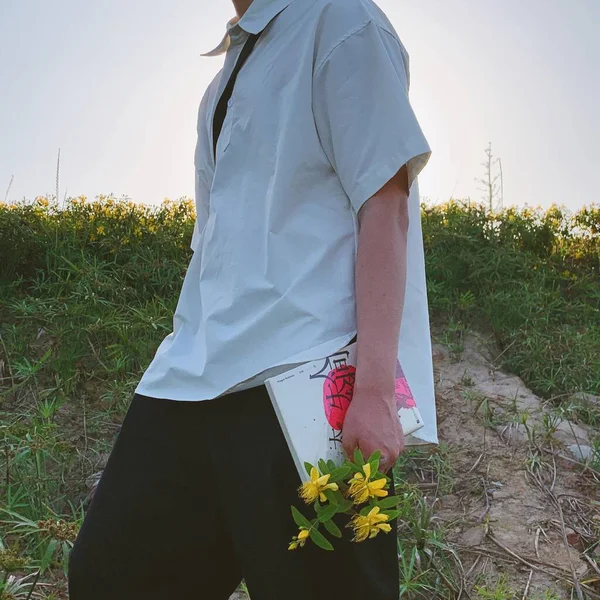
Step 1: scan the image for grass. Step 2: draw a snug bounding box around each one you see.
[423,201,600,399]
[393,450,461,599]
[0,195,599,598]
[474,575,517,600]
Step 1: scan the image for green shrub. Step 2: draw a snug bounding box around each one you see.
[422,200,599,397]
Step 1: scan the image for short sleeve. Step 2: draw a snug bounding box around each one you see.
[313,20,431,214]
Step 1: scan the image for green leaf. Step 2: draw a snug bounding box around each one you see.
[367,450,381,463]
[318,503,339,523]
[0,507,38,527]
[40,539,58,573]
[323,518,343,538]
[338,498,354,512]
[318,459,330,474]
[353,448,365,466]
[329,466,351,482]
[323,489,339,505]
[383,509,400,521]
[377,496,402,509]
[346,461,363,474]
[309,527,334,551]
[304,462,314,476]
[62,541,71,575]
[291,506,311,529]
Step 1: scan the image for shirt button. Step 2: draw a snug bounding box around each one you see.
[227,98,234,108]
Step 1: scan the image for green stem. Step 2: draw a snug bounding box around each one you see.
[25,569,41,600]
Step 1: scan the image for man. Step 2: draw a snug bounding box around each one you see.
[68,0,431,597]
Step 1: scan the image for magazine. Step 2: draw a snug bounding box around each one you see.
[265,341,424,482]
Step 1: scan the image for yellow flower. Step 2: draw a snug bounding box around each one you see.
[347,463,388,505]
[299,467,339,504]
[288,527,310,550]
[96,225,105,235]
[349,507,392,543]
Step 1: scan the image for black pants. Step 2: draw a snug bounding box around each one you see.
[68,386,399,599]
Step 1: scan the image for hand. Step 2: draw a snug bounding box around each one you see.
[342,388,404,473]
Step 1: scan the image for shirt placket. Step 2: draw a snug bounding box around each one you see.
[208,27,248,169]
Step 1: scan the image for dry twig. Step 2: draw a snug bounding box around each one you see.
[583,554,600,578]
[522,569,533,600]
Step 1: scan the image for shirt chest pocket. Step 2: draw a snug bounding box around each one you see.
[219,90,280,157]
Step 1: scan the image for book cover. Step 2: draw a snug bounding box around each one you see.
[265,341,424,483]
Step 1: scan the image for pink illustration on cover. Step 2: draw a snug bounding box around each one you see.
[319,357,416,432]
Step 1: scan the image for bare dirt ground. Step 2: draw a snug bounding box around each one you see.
[431,332,599,598]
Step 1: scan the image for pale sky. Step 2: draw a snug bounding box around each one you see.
[1,0,598,210]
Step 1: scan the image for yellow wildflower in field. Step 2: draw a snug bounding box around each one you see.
[288,527,310,550]
[96,225,105,236]
[300,467,338,504]
[349,507,391,542]
[347,463,387,505]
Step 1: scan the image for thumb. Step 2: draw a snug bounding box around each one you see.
[342,423,359,460]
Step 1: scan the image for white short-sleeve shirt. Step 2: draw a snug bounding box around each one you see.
[135,0,432,402]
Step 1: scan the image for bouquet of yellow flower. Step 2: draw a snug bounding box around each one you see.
[288,449,400,551]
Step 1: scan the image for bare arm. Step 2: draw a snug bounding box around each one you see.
[342,165,410,471]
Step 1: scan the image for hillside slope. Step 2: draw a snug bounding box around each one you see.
[1,197,599,598]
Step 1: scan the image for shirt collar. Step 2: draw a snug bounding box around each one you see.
[202,0,294,57]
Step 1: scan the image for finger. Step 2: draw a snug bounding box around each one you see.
[342,431,359,460]
[379,448,399,473]
[378,454,388,472]
[398,437,405,454]
[381,453,397,473]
